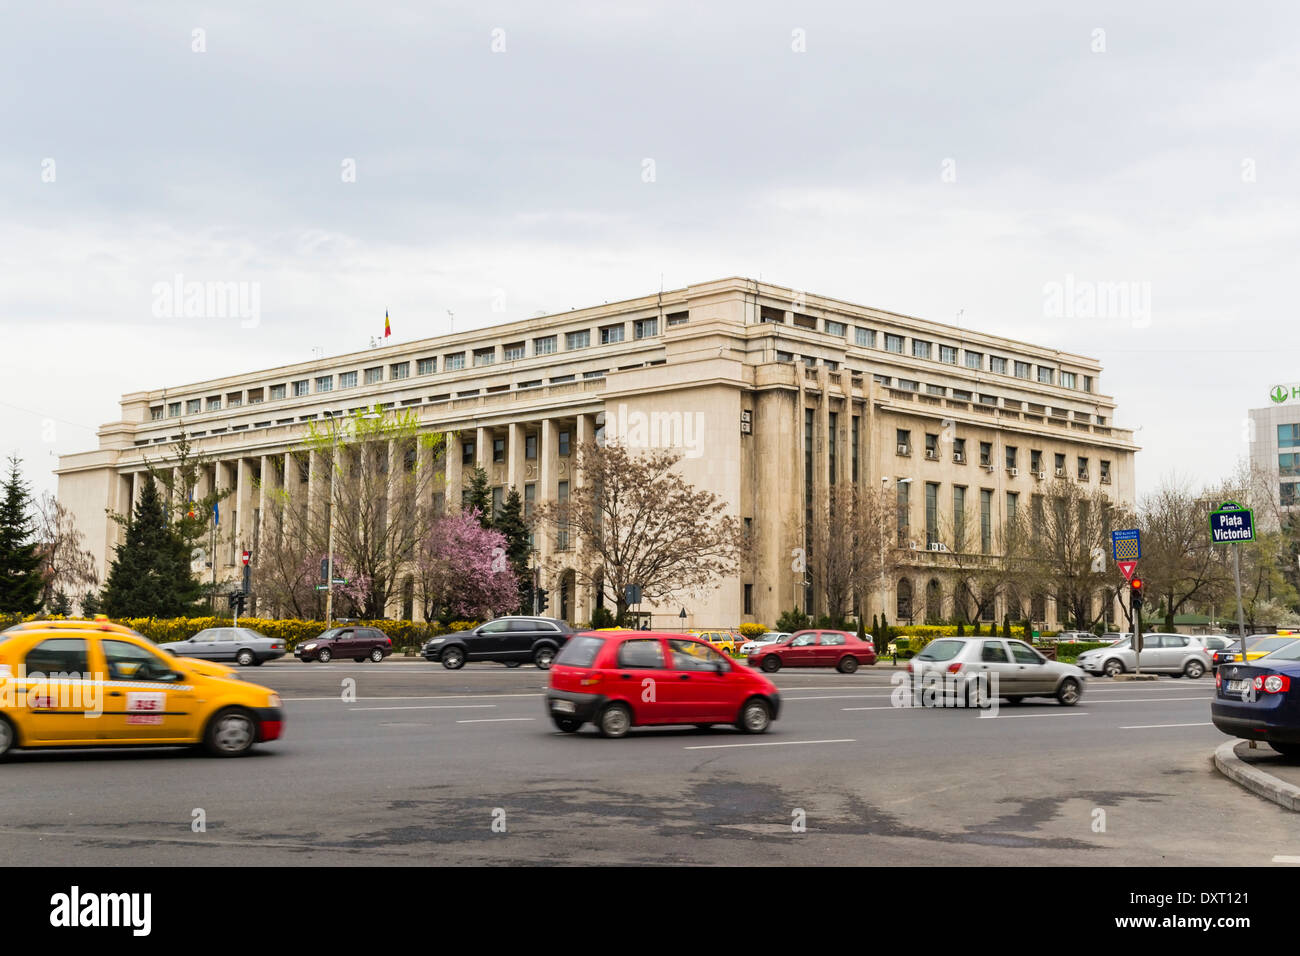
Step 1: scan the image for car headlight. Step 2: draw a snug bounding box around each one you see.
[426,637,446,646]
[303,643,317,651]
[268,693,282,707]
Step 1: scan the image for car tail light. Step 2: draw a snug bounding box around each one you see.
[907,661,915,674]
[1257,675,1291,694]
[1215,671,1222,689]
[947,662,963,674]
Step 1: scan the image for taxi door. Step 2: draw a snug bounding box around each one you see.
[93,637,202,742]
[13,636,99,743]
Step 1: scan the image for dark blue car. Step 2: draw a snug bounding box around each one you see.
[1211,639,1300,757]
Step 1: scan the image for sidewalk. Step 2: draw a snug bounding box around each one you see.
[1214,740,1300,812]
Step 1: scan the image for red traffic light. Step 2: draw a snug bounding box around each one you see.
[1131,578,1143,591]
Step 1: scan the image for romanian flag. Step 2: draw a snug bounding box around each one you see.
[384,310,391,338]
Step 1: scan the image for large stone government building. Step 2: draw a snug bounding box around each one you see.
[58,277,1138,629]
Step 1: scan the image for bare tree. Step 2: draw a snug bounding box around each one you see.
[35,493,99,612]
[534,441,744,622]
[1137,476,1231,631]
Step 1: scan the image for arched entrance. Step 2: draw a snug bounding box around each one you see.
[897,578,914,624]
[925,579,943,624]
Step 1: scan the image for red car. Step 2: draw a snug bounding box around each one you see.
[545,630,781,738]
[748,628,876,673]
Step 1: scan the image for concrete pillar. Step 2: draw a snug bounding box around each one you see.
[445,429,464,513]
[506,422,526,493]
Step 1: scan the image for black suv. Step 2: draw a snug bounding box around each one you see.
[422,617,575,669]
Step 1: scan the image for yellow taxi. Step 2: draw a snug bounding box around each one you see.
[1215,633,1300,666]
[688,629,741,655]
[0,620,284,759]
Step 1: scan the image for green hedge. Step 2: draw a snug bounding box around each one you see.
[0,613,481,652]
[1047,641,1109,664]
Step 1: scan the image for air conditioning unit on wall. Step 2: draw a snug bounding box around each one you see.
[1008,467,1019,477]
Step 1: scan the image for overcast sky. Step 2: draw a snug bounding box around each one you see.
[3,1,1297,503]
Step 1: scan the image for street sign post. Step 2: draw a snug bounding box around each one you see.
[1111,529,1141,562]
[1112,529,1143,672]
[1210,501,1255,659]
[1117,560,1138,582]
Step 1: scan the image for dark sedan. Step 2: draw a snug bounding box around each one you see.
[1211,640,1300,756]
[166,627,286,666]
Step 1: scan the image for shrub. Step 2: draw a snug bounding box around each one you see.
[589,606,617,630]
[776,606,811,632]
[739,622,767,639]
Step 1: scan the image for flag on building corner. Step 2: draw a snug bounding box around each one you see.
[384,309,391,339]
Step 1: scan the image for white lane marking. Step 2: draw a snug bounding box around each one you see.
[977,713,1088,719]
[456,717,536,724]
[782,694,886,701]
[1120,722,1215,730]
[684,738,856,750]
[842,706,904,711]
[1272,856,1300,864]
[1083,697,1209,704]
[283,693,541,702]
[350,704,499,712]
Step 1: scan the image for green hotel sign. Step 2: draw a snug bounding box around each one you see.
[1271,383,1300,405]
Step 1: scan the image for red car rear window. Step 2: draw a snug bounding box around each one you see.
[554,635,605,667]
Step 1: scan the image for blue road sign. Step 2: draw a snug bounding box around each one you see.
[1210,501,1255,544]
[1111,528,1141,562]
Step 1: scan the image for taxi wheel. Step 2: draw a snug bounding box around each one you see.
[370,648,385,663]
[318,648,333,663]
[598,702,632,738]
[441,647,466,670]
[236,649,255,666]
[0,716,15,758]
[760,656,782,673]
[204,708,257,757]
[737,698,771,734]
[837,656,859,674]
[552,717,582,733]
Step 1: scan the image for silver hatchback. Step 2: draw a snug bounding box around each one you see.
[911,637,1087,705]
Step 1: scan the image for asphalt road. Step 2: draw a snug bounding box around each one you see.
[0,660,1293,866]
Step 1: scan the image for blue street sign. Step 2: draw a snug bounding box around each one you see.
[1210,501,1255,544]
[1111,528,1141,562]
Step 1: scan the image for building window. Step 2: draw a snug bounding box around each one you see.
[526,434,537,460]
[965,351,983,370]
[445,353,465,371]
[925,433,938,458]
[1083,375,1093,392]
[634,317,658,339]
[1014,361,1031,380]
[952,389,972,401]
[855,327,875,347]
[980,489,992,554]
[1077,457,1089,481]
[953,486,966,551]
[1061,371,1077,389]
[885,333,904,354]
[167,402,181,418]
[1100,460,1112,483]
[925,482,939,548]
[150,406,164,421]
[828,411,838,483]
[565,330,590,351]
[852,415,859,482]
[535,335,557,355]
[339,371,357,389]
[558,430,571,456]
[1031,450,1043,473]
[389,362,409,380]
[896,481,910,543]
[979,442,992,467]
[953,438,967,462]
[1278,424,1300,449]
[1282,482,1298,506]
[897,379,919,392]
[1055,453,1066,476]
[1037,366,1054,385]
[926,384,946,397]
[492,486,504,517]
[1006,446,1017,470]
[912,340,932,360]
[940,345,958,364]
[990,356,1008,375]
[1007,491,1019,522]
[824,320,846,338]
[313,375,331,393]
[292,381,309,397]
[493,438,506,463]
[666,311,689,326]
[744,583,753,616]
[896,429,911,455]
[185,399,201,414]
[583,369,605,379]
[600,324,625,345]
[473,348,495,367]
[557,481,570,550]
[417,357,436,375]
[503,342,525,361]
[462,441,474,465]
[270,384,287,400]
[364,366,383,384]
[206,397,221,412]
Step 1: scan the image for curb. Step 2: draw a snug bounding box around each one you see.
[1213,740,1300,811]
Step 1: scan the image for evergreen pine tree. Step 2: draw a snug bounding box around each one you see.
[102,476,203,618]
[494,488,534,613]
[80,589,103,617]
[856,613,866,643]
[1002,614,1010,638]
[872,613,879,640]
[47,590,73,616]
[464,467,493,528]
[0,456,43,614]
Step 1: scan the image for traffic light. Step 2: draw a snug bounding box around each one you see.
[536,588,549,612]
[1130,578,1144,610]
[229,591,247,615]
